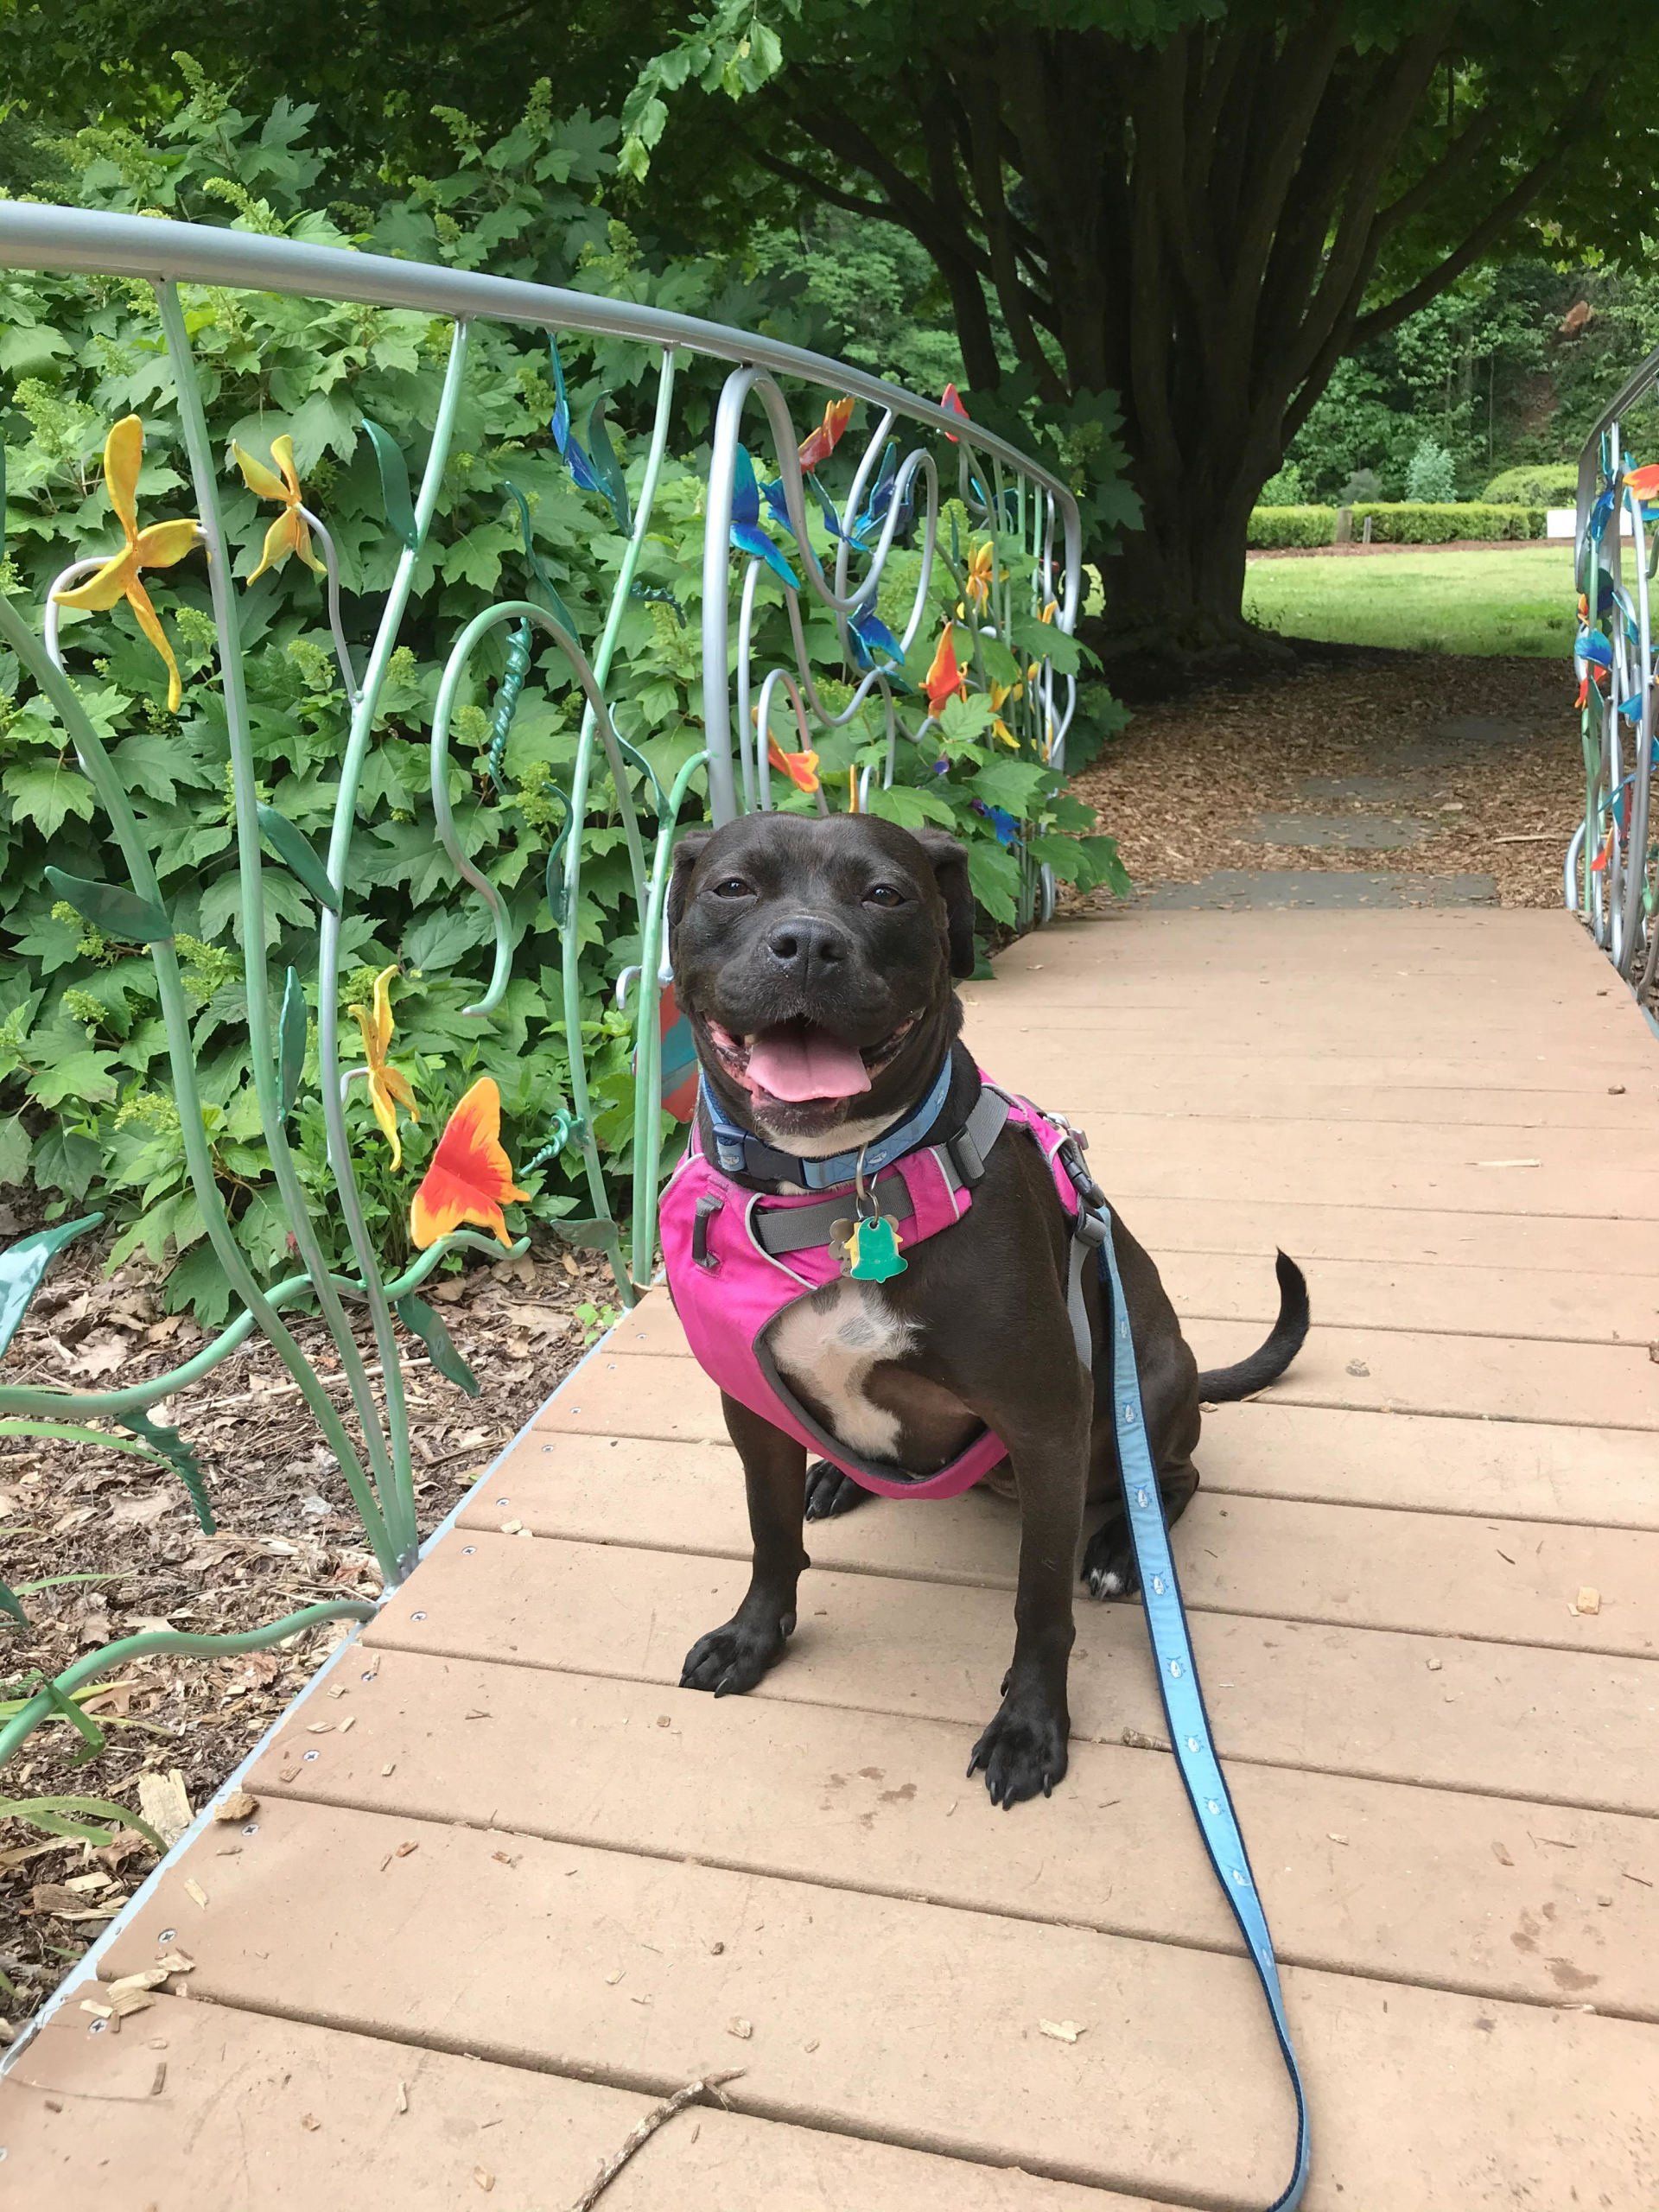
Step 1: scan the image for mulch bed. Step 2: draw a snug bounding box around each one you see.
[0,1229,613,2039]
[1071,651,1579,910]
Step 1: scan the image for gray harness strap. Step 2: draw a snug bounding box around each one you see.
[752,1086,1012,1256]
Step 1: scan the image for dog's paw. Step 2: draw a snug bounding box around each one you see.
[804,1460,874,1521]
[967,1688,1069,1808]
[1081,1521,1141,1602]
[680,1609,796,1698]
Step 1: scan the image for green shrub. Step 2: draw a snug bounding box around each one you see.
[1349,503,1542,543]
[1247,506,1335,549]
[1339,468,1382,505]
[0,67,1128,1320]
[1255,462,1306,509]
[1482,462,1579,505]
[1403,438,1459,504]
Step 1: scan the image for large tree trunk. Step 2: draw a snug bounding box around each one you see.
[1094,489,1259,656]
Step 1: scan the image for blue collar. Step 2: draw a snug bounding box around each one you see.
[701,1056,956,1192]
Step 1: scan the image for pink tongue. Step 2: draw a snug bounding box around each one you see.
[746,1026,872,1103]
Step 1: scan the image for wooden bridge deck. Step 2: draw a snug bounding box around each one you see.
[7,907,1658,2209]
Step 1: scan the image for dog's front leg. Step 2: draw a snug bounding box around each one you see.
[969,1393,1090,1807]
[681,1391,809,1697]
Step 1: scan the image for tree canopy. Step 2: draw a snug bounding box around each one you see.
[9,0,1659,646]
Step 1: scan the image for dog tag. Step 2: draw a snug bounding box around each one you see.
[829,1217,856,1272]
[847,1214,906,1281]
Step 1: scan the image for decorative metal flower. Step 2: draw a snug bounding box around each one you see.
[731,445,800,588]
[799,396,855,474]
[767,734,821,793]
[51,415,200,712]
[963,538,1002,613]
[350,965,419,1172]
[924,622,967,716]
[940,383,969,442]
[410,1077,530,1250]
[988,679,1020,749]
[233,435,327,583]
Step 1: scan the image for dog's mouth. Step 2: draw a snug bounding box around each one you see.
[702,1014,918,1105]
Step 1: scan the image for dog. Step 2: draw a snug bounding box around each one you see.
[661,812,1308,1807]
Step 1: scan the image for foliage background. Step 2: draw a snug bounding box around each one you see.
[0,70,1128,1320]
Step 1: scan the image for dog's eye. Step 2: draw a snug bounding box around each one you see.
[709,877,753,899]
[864,884,906,907]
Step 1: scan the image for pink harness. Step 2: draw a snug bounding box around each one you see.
[659,1074,1087,1498]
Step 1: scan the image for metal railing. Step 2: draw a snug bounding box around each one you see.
[1570,361,1659,1001]
[0,206,1081,1761]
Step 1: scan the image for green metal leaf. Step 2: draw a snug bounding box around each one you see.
[121,1409,214,1534]
[257,804,341,913]
[278,965,308,1114]
[0,1211,104,1360]
[586,394,632,534]
[361,416,421,550]
[503,480,581,638]
[43,1677,106,1758]
[43,868,172,944]
[396,1294,480,1397]
[0,1578,26,1630]
[551,1216,624,1253]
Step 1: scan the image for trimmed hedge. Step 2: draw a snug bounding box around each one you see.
[1248,505,1336,548]
[1349,502,1543,543]
[1483,463,1578,505]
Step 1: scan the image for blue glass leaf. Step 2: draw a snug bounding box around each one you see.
[849,607,908,685]
[586,395,632,533]
[732,443,762,531]
[731,524,800,590]
[547,333,573,454]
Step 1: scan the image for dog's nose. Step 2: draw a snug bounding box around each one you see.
[764,914,849,978]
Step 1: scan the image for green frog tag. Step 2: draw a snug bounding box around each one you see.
[845,1212,906,1281]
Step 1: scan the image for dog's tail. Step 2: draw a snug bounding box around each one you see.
[1195,1251,1310,1404]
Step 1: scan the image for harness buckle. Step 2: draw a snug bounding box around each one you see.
[691,1192,724,1270]
[1056,1135,1107,1212]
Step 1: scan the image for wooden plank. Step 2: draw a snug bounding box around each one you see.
[1020,1112,1659,1218]
[1192,1402,1659,1530]
[5,1993,1154,2212]
[966,1054,1658,1129]
[995,908,1612,975]
[250,1649,1659,2020]
[1119,1192,1659,1274]
[1156,1248,1659,1345]
[367,1534,1659,1815]
[567,1317,1659,1433]
[92,1799,1659,2210]
[471,1430,1658,1660]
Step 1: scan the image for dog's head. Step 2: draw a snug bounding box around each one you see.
[667,813,975,1150]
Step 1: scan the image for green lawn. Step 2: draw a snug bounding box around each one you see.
[1243,542,1574,658]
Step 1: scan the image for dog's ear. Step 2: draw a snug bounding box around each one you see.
[665,828,714,947]
[912,830,976,979]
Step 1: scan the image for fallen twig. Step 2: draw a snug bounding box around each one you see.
[567,2069,744,2211]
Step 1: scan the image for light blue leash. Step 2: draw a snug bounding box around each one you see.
[1093,1194,1311,2211]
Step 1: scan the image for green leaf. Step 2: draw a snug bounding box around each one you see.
[29,1047,119,1109]
[0,1578,26,1628]
[361,416,420,550]
[938,694,996,746]
[42,1677,105,1758]
[586,394,632,533]
[278,965,308,1115]
[0,1792,165,1853]
[0,1114,30,1188]
[404,906,487,972]
[967,841,1020,925]
[257,803,342,912]
[551,1216,624,1252]
[3,758,97,838]
[44,867,173,944]
[29,1126,101,1201]
[397,1293,480,1395]
[863,783,957,830]
[969,760,1051,819]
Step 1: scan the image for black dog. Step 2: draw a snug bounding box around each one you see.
[665,813,1307,1807]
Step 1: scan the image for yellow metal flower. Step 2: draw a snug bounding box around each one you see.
[963,538,1002,613]
[233,433,327,583]
[988,680,1020,750]
[351,965,419,1172]
[51,416,200,713]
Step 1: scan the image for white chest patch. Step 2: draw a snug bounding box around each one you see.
[767,1281,918,1460]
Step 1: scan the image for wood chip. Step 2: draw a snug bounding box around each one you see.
[302,2113,321,2132]
[213,1789,257,1824]
[110,1990,155,2019]
[156,1949,194,1974]
[79,1999,114,2021]
[1492,1841,1515,1867]
[137,1769,194,1848]
[108,1967,171,1999]
[150,2061,167,2096]
[1575,1586,1601,1615]
[473,2168,494,2192]
[1039,2018,1085,2043]
[182,1879,208,1910]
[394,1840,418,1858]
[726,2017,753,2040]
[1471,1158,1541,1170]
[397,2080,409,2114]
[339,1714,357,1732]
